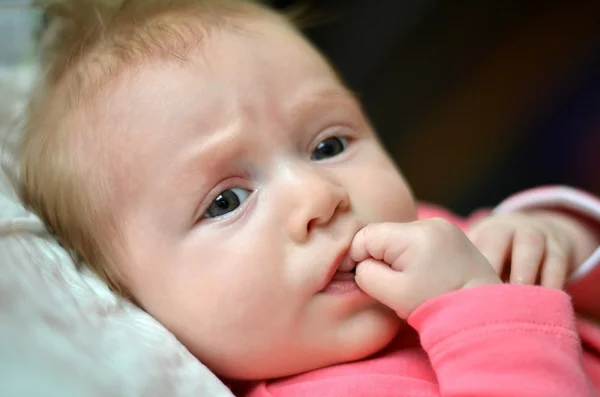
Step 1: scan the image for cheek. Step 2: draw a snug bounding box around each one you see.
[142,223,302,370]
[178,231,287,323]
[346,155,417,223]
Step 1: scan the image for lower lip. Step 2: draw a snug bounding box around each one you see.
[320,277,361,295]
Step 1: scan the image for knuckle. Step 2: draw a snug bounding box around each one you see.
[546,230,570,249]
[517,229,546,250]
[358,223,381,243]
[546,246,570,265]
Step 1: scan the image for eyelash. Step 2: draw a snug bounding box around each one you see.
[309,127,355,153]
[196,178,253,223]
[195,127,357,224]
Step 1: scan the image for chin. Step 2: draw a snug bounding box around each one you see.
[211,304,401,380]
[336,302,402,363]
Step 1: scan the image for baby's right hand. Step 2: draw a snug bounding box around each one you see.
[349,219,502,319]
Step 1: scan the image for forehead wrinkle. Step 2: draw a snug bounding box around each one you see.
[73,59,237,216]
[162,89,359,198]
[161,118,246,194]
[76,13,350,211]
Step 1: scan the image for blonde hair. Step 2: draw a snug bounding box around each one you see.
[20,0,293,297]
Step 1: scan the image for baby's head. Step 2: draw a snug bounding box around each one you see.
[22,0,418,380]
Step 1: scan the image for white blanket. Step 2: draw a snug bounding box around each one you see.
[0,67,233,396]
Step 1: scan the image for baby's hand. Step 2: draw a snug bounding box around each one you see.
[467,211,594,289]
[349,219,501,319]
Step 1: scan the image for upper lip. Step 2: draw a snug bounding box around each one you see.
[316,222,364,292]
[320,246,357,291]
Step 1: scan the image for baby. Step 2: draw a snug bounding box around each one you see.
[21,0,600,395]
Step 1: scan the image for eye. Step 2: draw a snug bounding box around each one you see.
[311,136,349,161]
[203,187,251,219]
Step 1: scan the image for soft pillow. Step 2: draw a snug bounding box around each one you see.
[0,67,233,396]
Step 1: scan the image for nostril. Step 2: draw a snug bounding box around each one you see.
[303,190,350,238]
[307,218,318,234]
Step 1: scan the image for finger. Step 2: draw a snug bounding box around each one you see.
[349,223,411,269]
[354,258,411,318]
[349,223,388,263]
[540,238,572,289]
[468,227,513,275]
[509,230,545,285]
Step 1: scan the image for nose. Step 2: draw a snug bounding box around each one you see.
[279,162,350,242]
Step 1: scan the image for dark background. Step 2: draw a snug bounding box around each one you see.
[270,0,600,215]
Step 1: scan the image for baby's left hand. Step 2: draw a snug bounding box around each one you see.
[467,210,594,289]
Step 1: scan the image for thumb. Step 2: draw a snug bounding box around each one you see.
[355,258,411,319]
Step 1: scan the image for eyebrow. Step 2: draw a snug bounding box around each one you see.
[287,88,359,127]
[165,87,359,199]
[169,121,244,188]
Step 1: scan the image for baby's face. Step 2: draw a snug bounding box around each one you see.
[87,15,416,379]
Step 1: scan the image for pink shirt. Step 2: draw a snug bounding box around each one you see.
[238,187,600,397]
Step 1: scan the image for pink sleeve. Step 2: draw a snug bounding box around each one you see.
[409,284,596,397]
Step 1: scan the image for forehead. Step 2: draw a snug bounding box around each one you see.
[77,14,348,197]
[89,16,343,140]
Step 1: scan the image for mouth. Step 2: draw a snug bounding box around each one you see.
[319,248,358,292]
